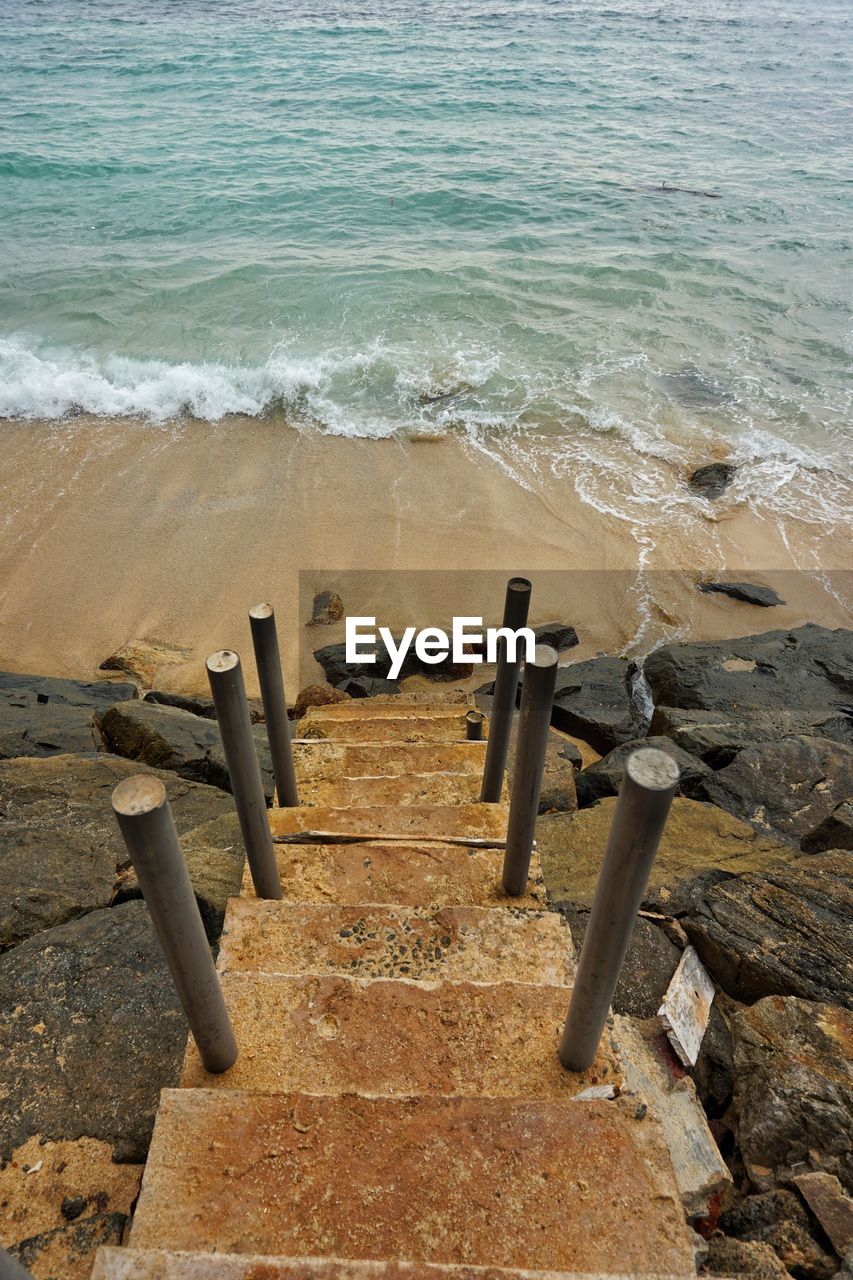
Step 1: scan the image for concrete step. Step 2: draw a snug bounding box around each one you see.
[94,1248,698,1279]
[218,900,574,986]
[258,841,548,910]
[267,803,508,844]
[294,740,487,781]
[128,1090,694,1273]
[180,974,621,1098]
[297,703,472,743]
[296,772,495,807]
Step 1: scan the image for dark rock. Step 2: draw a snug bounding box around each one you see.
[0,672,137,761]
[574,735,711,808]
[550,656,649,754]
[693,1002,735,1118]
[314,640,471,688]
[677,851,852,1008]
[696,736,853,845]
[10,1211,128,1273]
[532,622,579,652]
[650,704,853,766]
[558,740,583,771]
[701,1235,790,1278]
[644,624,853,718]
[100,700,274,800]
[688,462,736,500]
[309,590,344,626]
[802,802,853,853]
[0,753,232,950]
[719,1189,838,1280]
[0,901,187,1163]
[558,905,680,1020]
[339,676,401,699]
[144,689,265,724]
[699,581,786,608]
[731,996,853,1190]
[291,682,350,721]
[61,1194,88,1221]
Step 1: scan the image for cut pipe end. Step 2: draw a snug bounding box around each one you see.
[508,577,532,595]
[627,747,680,791]
[112,774,167,817]
[207,649,240,674]
[531,644,559,668]
[249,602,274,620]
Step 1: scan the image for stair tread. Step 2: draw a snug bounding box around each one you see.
[256,843,547,909]
[218,900,573,985]
[297,773,500,807]
[93,1247,698,1279]
[267,804,508,844]
[300,702,473,722]
[297,713,473,743]
[128,1090,694,1273]
[180,974,620,1098]
[294,741,488,781]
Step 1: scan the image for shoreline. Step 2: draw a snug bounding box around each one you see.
[0,413,849,696]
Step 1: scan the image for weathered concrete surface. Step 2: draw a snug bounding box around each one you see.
[696,735,853,845]
[677,851,852,1007]
[298,702,471,743]
[1,1135,141,1280]
[0,754,232,949]
[259,842,547,910]
[731,996,853,1190]
[294,740,487,781]
[101,700,274,799]
[219,900,574,986]
[94,1250,698,1280]
[268,803,509,844]
[119,812,245,941]
[297,770,492,807]
[615,1016,731,1220]
[181,974,620,1098]
[0,901,186,1163]
[129,1090,694,1273]
[537,798,792,910]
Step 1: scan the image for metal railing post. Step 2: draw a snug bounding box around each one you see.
[0,1246,36,1279]
[502,645,558,895]
[558,747,680,1072]
[480,576,532,802]
[207,650,282,900]
[112,775,238,1074]
[466,709,484,740]
[249,602,299,807]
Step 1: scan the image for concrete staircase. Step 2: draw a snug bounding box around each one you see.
[93,698,697,1280]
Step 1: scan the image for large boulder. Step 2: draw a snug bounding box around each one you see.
[0,672,136,761]
[801,802,853,854]
[649,704,853,765]
[696,736,853,845]
[718,1189,839,1280]
[688,462,736,500]
[98,638,190,689]
[574,735,711,808]
[537,797,792,910]
[676,851,852,1007]
[0,754,233,949]
[0,901,187,1163]
[698,581,785,608]
[550,657,650,754]
[731,997,853,1191]
[144,689,265,723]
[100,700,274,799]
[644,624,853,718]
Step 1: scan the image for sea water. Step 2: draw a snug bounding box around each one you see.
[1,0,851,534]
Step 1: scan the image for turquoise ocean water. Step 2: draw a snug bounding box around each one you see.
[1,0,851,532]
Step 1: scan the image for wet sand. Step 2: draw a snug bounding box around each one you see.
[0,414,849,696]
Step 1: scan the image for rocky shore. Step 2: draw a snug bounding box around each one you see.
[0,622,851,1279]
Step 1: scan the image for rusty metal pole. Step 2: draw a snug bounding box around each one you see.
[502,645,558,895]
[480,576,532,802]
[559,748,680,1072]
[249,603,299,807]
[112,775,238,1074]
[207,650,282,900]
[466,709,484,741]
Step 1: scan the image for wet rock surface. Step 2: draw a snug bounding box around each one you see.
[0,670,137,761]
[531,621,579,651]
[550,656,649,753]
[574,734,711,807]
[699,581,786,608]
[688,461,737,499]
[649,703,853,764]
[731,997,853,1191]
[101,699,274,799]
[0,900,187,1164]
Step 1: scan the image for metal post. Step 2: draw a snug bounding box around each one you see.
[480,576,532,802]
[0,1247,36,1279]
[465,709,484,740]
[207,650,282,900]
[502,645,558,895]
[558,748,680,1072]
[249,603,299,807]
[112,775,238,1074]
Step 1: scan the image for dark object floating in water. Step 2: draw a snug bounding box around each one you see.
[662,364,732,410]
[653,182,721,199]
[418,385,467,406]
[688,462,736,499]
[699,581,785,608]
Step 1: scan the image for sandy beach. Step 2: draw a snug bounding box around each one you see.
[0,414,848,696]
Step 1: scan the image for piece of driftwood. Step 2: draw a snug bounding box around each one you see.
[272,831,506,848]
[657,945,715,1067]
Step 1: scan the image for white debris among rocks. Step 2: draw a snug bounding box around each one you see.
[658,944,715,1067]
